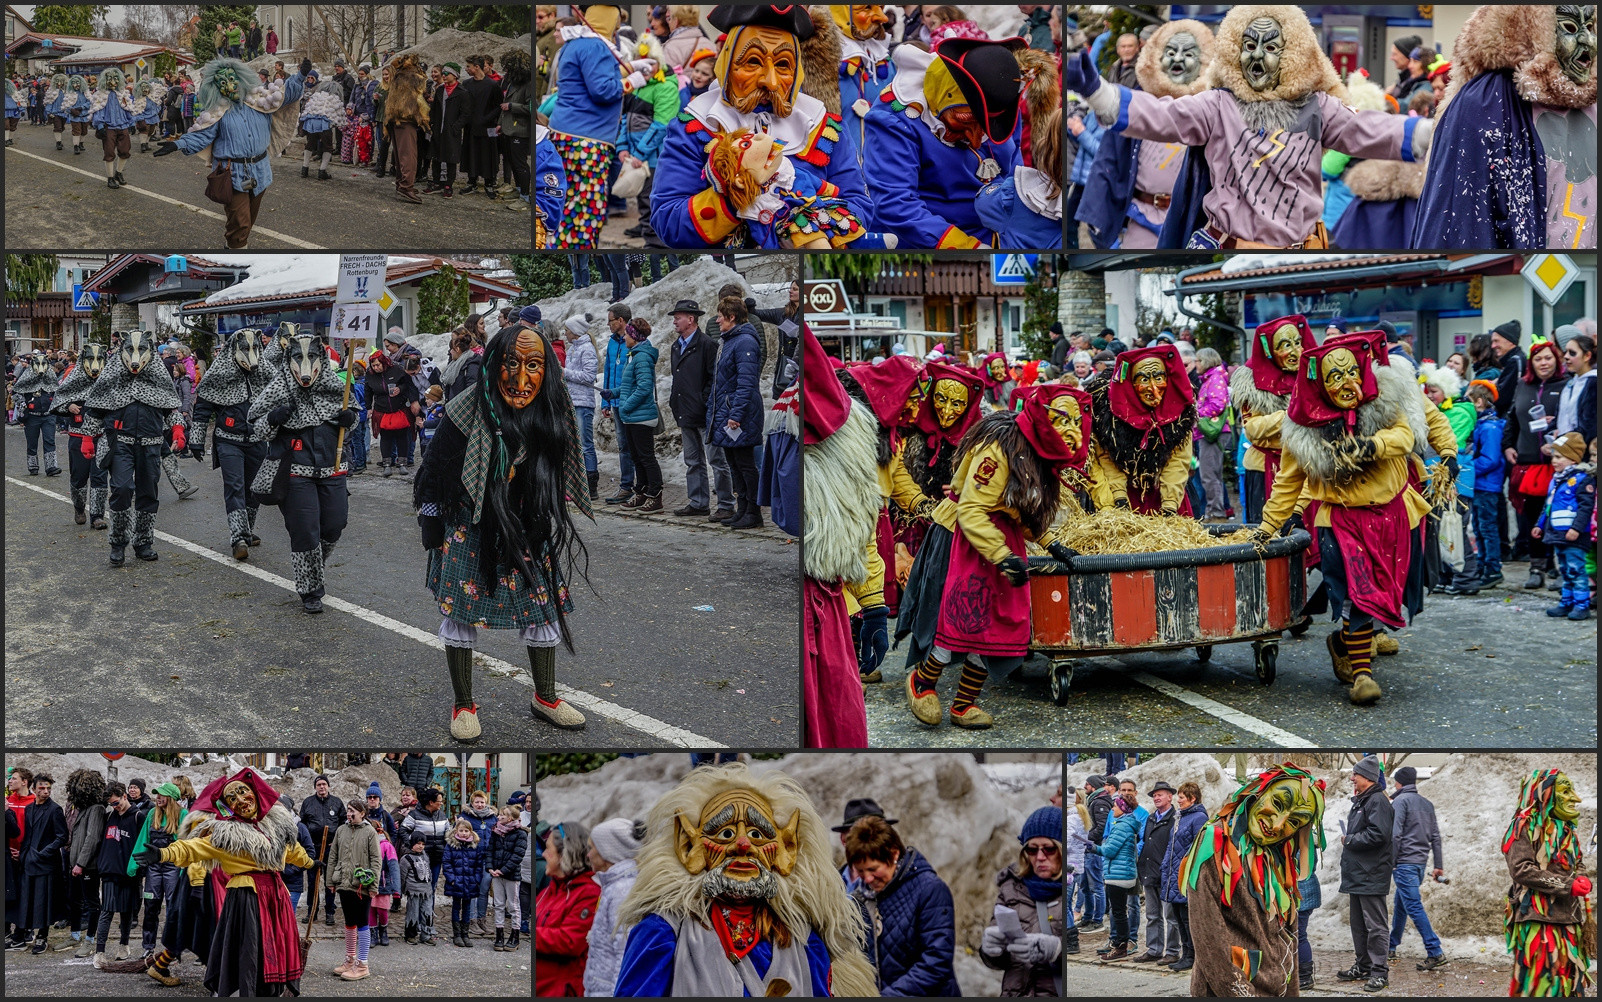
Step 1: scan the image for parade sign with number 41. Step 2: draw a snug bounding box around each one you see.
[331,302,380,339]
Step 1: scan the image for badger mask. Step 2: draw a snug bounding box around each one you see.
[120,330,155,375]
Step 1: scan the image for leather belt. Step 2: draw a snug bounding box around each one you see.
[1133,189,1171,210]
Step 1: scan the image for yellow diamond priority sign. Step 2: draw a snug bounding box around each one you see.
[1521,254,1580,307]
[377,290,395,313]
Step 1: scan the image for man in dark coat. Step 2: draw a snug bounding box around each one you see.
[707,296,766,530]
[847,817,961,996]
[297,775,345,925]
[18,774,69,953]
[398,753,434,793]
[1136,781,1180,963]
[459,56,502,196]
[1337,756,1395,992]
[424,63,468,195]
[1490,321,1526,419]
[667,299,717,517]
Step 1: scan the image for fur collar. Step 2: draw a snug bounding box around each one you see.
[11,365,58,397]
[195,343,273,407]
[803,402,882,584]
[186,802,298,871]
[802,6,844,117]
[1229,363,1289,417]
[1444,5,1597,112]
[1344,159,1426,202]
[1210,5,1346,104]
[1088,375,1196,495]
[248,363,347,437]
[1136,19,1216,99]
[1279,360,1421,487]
[87,88,134,115]
[84,352,180,413]
[49,364,98,414]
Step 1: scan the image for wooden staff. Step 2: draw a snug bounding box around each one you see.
[333,337,362,468]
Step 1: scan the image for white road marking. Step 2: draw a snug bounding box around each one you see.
[1129,670,1312,747]
[6,475,724,747]
[5,146,326,250]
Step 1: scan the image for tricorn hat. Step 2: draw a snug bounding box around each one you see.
[707,5,816,39]
[934,37,1026,143]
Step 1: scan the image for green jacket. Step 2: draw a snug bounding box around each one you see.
[327,819,381,891]
[128,806,188,877]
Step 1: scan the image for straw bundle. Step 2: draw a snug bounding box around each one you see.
[1051,508,1258,556]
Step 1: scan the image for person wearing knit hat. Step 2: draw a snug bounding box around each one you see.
[423,60,467,197]
[518,304,543,328]
[1339,755,1394,991]
[1536,430,1596,619]
[981,804,1066,994]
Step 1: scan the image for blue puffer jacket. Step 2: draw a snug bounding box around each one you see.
[616,341,660,425]
[461,807,497,848]
[442,829,486,898]
[1090,811,1140,884]
[856,848,961,997]
[707,323,763,449]
[1159,802,1209,904]
[1471,413,1507,493]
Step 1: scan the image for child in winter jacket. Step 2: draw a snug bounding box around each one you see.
[400,837,435,944]
[487,806,528,952]
[442,818,485,948]
[368,827,401,947]
[1534,431,1596,619]
[1468,383,1507,586]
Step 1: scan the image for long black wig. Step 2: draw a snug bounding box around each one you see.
[415,325,589,650]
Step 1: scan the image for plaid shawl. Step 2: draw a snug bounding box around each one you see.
[442,385,593,528]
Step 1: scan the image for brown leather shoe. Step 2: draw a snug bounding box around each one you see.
[709,508,736,523]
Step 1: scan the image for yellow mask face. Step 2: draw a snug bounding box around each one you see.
[1554,774,1581,822]
[902,376,929,422]
[1131,357,1169,410]
[931,378,970,429]
[674,789,800,884]
[1047,395,1084,453]
[1246,777,1318,846]
[1320,347,1364,410]
[222,781,259,821]
[1271,324,1304,373]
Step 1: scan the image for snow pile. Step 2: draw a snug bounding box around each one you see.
[1218,253,1367,275]
[536,752,1060,997]
[389,28,532,71]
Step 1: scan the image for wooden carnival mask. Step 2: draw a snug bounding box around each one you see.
[1046,393,1085,454]
[930,377,971,429]
[1319,347,1365,410]
[902,375,930,423]
[287,334,324,388]
[1553,773,1582,821]
[726,26,801,117]
[222,780,260,821]
[988,357,1008,381]
[1130,356,1170,410]
[830,5,890,41]
[1161,31,1205,85]
[80,344,106,379]
[674,789,800,885]
[1240,16,1284,92]
[120,329,154,375]
[1556,6,1597,86]
[233,331,261,371]
[499,329,546,410]
[1270,323,1305,373]
[1246,776,1319,846]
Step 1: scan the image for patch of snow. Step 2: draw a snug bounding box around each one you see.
[202,255,433,304]
[1218,253,1366,275]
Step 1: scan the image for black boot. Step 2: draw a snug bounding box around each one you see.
[586,470,600,500]
[493,928,505,951]
[1064,926,1080,955]
[376,925,389,946]
[507,928,520,950]
[1299,960,1314,990]
[301,165,309,178]
[318,168,330,180]
[460,920,474,948]
[56,140,63,150]
[115,170,126,185]
[451,921,464,948]
[729,497,763,529]
[132,512,158,561]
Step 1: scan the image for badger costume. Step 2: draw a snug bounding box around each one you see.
[1414,5,1596,249]
[1176,763,1325,997]
[1077,19,1216,249]
[4,79,19,144]
[651,5,872,249]
[414,325,593,739]
[131,78,165,152]
[974,48,1065,250]
[1086,342,1197,515]
[248,330,354,613]
[192,329,274,561]
[298,74,343,180]
[80,331,181,567]
[818,5,893,167]
[613,763,879,997]
[1501,768,1593,997]
[154,57,309,249]
[1324,73,1426,249]
[88,67,136,188]
[1231,315,1318,522]
[906,385,1093,731]
[133,770,311,997]
[1258,331,1431,705]
[1066,5,1433,249]
[44,72,69,148]
[12,352,61,477]
[800,331,879,747]
[51,345,110,527]
[863,36,1024,248]
[60,73,91,154]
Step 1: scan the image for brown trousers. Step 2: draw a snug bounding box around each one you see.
[101,128,130,162]
[224,188,265,249]
[391,122,420,199]
[70,121,87,137]
[50,115,65,133]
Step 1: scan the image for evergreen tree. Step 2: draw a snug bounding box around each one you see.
[508,255,571,304]
[416,265,472,334]
[4,255,61,302]
[1020,260,1060,362]
[425,6,530,38]
[194,5,257,62]
[28,5,109,37]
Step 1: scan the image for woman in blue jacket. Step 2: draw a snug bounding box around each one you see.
[601,318,663,511]
[707,296,764,529]
[1087,795,1141,960]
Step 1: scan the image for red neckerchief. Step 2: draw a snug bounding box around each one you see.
[710,901,761,960]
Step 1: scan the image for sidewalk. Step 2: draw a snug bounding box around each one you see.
[588,472,792,543]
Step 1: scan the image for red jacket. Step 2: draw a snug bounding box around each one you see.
[6,792,33,856]
[535,870,600,997]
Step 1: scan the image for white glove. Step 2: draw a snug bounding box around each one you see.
[980,925,1007,957]
[629,58,657,74]
[1006,932,1062,966]
[624,71,647,92]
[1411,117,1435,160]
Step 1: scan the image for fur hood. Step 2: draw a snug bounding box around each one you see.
[184,801,299,871]
[384,54,430,129]
[1444,4,1596,112]
[803,401,882,584]
[247,360,346,438]
[1344,158,1426,202]
[1279,358,1425,487]
[1210,5,1346,104]
[801,7,844,117]
[1136,19,1216,99]
[49,360,99,415]
[84,348,181,413]
[11,362,58,397]
[1229,363,1289,417]
[195,333,274,407]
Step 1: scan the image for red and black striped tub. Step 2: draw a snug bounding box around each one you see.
[1027,529,1312,653]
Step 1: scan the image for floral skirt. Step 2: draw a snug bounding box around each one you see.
[551,131,612,249]
[426,517,572,631]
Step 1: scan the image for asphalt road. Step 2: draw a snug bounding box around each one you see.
[0,923,529,997]
[3,124,532,251]
[865,563,1597,750]
[3,425,799,750]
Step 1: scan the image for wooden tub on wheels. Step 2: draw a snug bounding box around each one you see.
[1028,527,1314,704]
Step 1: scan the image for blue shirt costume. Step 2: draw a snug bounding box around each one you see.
[176,71,307,195]
[62,86,92,123]
[533,125,568,247]
[90,90,134,130]
[548,32,625,142]
[837,35,893,165]
[614,914,833,997]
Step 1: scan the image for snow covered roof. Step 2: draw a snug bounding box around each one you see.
[5,32,195,66]
[1171,253,1521,293]
[178,256,518,314]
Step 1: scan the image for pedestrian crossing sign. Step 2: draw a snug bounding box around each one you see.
[71,285,99,312]
[992,254,1038,286]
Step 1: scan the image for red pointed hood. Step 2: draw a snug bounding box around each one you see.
[1247,315,1317,396]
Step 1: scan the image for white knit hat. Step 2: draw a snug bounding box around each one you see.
[589,817,646,864]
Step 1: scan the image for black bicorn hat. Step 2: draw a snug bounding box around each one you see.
[707,5,817,40]
[934,36,1027,143]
